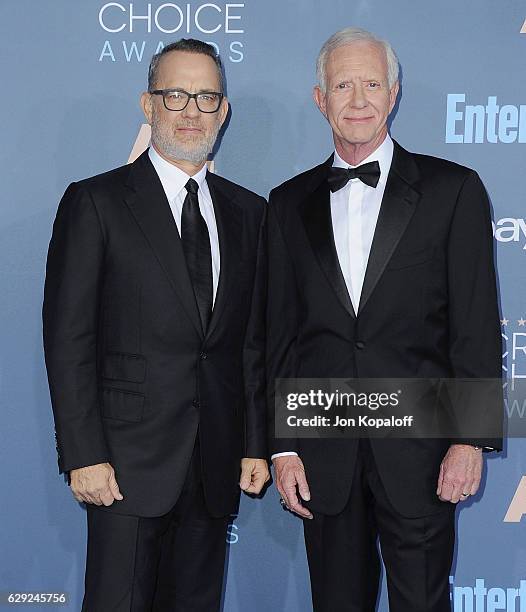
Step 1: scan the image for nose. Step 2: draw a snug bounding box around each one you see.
[350,84,367,109]
[181,96,200,118]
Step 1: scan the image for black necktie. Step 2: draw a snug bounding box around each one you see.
[181,178,213,333]
[328,160,381,192]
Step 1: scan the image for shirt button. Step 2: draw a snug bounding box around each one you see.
[355,341,365,350]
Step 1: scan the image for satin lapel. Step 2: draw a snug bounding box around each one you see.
[123,150,203,337]
[205,172,242,341]
[300,163,355,319]
[357,142,421,315]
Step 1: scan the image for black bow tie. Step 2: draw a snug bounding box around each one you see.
[328,160,381,192]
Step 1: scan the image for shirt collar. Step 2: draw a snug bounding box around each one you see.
[332,133,394,186]
[148,146,208,203]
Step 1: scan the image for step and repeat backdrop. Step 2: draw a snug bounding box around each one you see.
[1,1,525,610]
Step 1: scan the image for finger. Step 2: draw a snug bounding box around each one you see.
[470,462,482,496]
[99,490,116,506]
[87,492,103,506]
[450,480,466,504]
[459,486,473,502]
[239,468,252,491]
[469,476,481,496]
[283,482,299,508]
[276,486,290,508]
[296,471,311,501]
[72,492,85,504]
[284,485,312,519]
[276,482,289,509]
[278,469,298,508]
[436,463,445,496]
[244,481,263,494]
[239,463,253,490]
[108,473,124,500]
[252,471,265,487]
[73,488,92,504]
[289,500,313,519]
[438,480,454,502]
[242,470,264,494]
[461,476,474,499]
[87,486,106,505]
[251,472,268,493]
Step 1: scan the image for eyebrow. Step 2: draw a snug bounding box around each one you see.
[163,86,221,93]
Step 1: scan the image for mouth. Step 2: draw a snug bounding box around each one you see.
[345,116,374,124]
[175,125,203,134]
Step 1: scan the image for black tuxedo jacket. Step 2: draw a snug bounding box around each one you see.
[267,141,502,518]
[43,150,267,518]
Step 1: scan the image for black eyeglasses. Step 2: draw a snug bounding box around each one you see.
[150,88,224,113]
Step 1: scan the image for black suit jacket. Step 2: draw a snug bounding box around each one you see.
[267,140,502,518]
[43,150,267,518]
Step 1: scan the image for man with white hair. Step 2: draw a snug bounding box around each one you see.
[267,27,501,611]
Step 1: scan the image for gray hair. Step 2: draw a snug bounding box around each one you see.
[316,27,399,92]
[147,38,225,93]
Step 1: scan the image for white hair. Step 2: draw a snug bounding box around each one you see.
[316,27,399,92]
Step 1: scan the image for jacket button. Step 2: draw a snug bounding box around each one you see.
[355,341,365,350]
[200,352,208,360]
[192,399,200,408]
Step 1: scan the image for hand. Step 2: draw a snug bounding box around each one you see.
[273,455,313,519]
[240,458,270,495]
[70,462,124,506]
[436,444,483,503]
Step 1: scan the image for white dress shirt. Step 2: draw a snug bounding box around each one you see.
[331,134,394,313]
[272,135,394,461]
[148,146,220,305]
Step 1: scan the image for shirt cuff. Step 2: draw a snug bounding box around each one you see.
[271,452,299,461]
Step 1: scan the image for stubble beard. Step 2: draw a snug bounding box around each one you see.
[150,110,221,165]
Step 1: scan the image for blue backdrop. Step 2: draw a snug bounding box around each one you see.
[1,1,525,610]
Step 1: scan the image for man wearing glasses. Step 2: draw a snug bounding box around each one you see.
[43,39,269,611]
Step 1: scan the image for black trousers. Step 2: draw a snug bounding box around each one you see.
[303,439,455,612]
[81,441,230,611]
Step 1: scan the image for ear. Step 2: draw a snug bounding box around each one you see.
[140,91,153,124]
[313,85,327,118]
[218,96,229,127]
[388,80,400,114]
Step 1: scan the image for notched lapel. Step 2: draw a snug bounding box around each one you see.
[300,171,355,319]
[205,173,242,341]
[123,151,203,337]
[358,144,421,314]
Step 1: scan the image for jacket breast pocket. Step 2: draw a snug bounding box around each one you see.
[386,247,434,271]
[102,352,146,383]
[102,387,145,422]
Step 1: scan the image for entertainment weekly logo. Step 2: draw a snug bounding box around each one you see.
[444,18,526,144]
[450,577,526,611]
[97,2,246,64]
[445,95,526,144]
